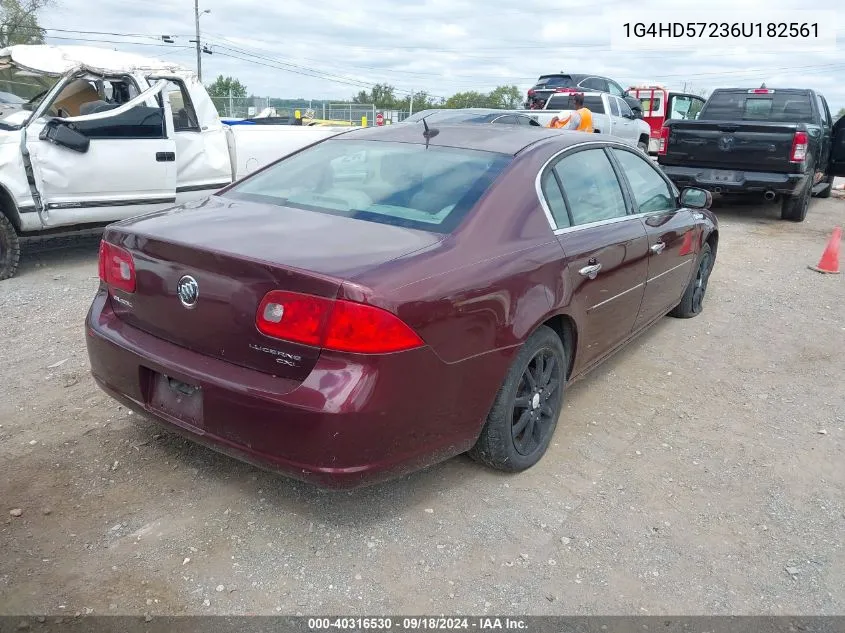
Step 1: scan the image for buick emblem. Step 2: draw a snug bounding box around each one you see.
[176,275,199,309]
[718,135,734,152]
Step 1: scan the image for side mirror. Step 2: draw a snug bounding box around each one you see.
[39,119,90,153]
[680,187,712,209]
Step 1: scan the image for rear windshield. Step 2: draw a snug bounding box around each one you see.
[412,111,498,125]
[222,140,512,233]
[700,91,815,123]
[537,75,574,88]
[546,94,605,114]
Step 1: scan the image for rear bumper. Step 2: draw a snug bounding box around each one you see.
[659,165,807,195]
[85,290,511,489]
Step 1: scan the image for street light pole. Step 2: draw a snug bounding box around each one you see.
[194,0,202,82]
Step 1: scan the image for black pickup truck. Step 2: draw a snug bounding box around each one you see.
[657,87,845,221]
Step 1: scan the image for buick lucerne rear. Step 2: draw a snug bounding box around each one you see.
[86,124,718,488]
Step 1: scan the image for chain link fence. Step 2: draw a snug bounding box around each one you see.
[208,97,415,126]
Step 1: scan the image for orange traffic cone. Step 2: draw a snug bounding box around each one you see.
[808,227,841,274]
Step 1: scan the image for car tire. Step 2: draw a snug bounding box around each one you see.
[781,175,812,222]
[814,172,834,199]
[669,243,714,319]
[468,325,568,472]
[0,213,21,281]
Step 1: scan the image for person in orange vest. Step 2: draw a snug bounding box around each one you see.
[548,93,594,132]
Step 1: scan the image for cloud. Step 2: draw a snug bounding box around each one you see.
[40,0,845,111]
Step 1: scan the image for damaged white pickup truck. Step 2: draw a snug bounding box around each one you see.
[0,45,351,280]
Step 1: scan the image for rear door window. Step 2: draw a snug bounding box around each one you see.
[223,140,512,233]
[609,97,620,116]
[553,149,628,226]
[580,77,608,92]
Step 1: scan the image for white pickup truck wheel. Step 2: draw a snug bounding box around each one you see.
[0,213,21,281]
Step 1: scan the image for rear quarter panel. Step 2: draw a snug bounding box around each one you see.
[346,143,566,366]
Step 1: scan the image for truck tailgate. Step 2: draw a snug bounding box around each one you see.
[662,121,800,173]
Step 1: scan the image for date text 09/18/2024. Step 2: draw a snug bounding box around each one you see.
[307,617,529,631]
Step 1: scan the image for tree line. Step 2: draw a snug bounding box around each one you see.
[351,83,524,111]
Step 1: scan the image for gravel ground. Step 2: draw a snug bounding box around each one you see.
[1,189,843,617]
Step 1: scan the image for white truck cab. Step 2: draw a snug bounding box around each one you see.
[0,45,351,280]
[519,91,652,151]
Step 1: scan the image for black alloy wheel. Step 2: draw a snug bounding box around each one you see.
[468,325,568,472]
[512,348,563,456]
[691,248,713,314]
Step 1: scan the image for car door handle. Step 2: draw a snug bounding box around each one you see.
[156,151,176,162]
[650,241,666,255]
[579,263,602,279]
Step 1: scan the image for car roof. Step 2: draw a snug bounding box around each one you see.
[538,73,589,80]
[416,109,532,119]
[329,123,614,156]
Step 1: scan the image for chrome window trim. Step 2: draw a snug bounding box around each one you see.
[534,139,646,233]
[534,139,684,235]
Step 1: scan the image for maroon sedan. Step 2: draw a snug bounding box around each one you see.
[86,123,718,489]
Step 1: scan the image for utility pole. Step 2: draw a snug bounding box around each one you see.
[228,87,234,117]
[194,0,202,82]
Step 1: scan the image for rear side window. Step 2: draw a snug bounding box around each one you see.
[540,169,571,228]
[162,80,200,132]
[224,140,512,234]
[553,149,628,226]
[701,91,815,123]
[580,77,608,92]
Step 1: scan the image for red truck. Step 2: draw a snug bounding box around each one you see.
[627,85,706,154]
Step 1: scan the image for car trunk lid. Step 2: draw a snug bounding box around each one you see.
[103,196,443,380]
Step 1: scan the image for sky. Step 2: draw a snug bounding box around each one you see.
[40,0,845,112]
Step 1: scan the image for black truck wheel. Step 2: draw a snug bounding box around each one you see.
[781,176,812,222]
[0,213,21,281]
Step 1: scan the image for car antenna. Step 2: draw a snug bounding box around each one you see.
[422,117,439,148]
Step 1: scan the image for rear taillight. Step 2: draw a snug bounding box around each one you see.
[657,126,670,155]
[98,240,136,293]
[527,89,535,96]
[255,290,424,354]
[789,131,808,163]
